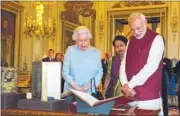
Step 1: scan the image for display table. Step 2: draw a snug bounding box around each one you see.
[1,93,26,108]
[18,99,68,111]
[1,107,160,116]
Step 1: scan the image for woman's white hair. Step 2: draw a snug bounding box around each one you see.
[128,12,147,24]
[72,26,92,40]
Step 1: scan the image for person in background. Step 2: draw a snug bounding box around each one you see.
[175,60,180,113]
[62,26,103,94]
[55,53,62,62]
[120,12,164,115]
[104,35,128,98]
[60,54,64,62]
[42,49,55,62]
[55,53,65,93]
[101,53,110,87]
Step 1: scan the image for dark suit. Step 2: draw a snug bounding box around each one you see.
[60,61,65,93]
[42,57,56,62]
[175,61,180,113]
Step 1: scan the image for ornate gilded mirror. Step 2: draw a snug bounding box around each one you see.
[61,21,79,53]
[61,1,96,53]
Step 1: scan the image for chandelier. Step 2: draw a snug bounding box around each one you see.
[24,2,56,38]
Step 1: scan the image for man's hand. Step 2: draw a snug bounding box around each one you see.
[121,83,136,97]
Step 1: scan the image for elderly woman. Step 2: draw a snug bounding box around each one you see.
[63,26,103,94]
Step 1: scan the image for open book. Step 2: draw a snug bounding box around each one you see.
[69,88,135,107]
[61,91,73,98]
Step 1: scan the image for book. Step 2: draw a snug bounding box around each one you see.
[113,96,135,108]
[32,62,42,98]
[69,88,135,107]
[112,104,131,111]
[32,62,61,101]
[61,92,73,98]
[111,106,137,115]
[41,62,61,101]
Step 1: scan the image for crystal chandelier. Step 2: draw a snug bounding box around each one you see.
[24,2,56,38]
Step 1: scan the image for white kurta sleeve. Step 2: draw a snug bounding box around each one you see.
[119,41,129,86]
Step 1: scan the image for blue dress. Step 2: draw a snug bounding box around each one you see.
[62,45,103,94]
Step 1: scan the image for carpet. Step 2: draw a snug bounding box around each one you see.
[169,107,179,115]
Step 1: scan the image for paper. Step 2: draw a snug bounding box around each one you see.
[69,88,134,107]
[70,88,99,106]
[26,93,32,99]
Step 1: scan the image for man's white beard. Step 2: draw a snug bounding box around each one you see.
[136,27,147,39]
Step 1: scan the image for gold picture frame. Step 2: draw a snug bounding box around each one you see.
[1,1,24,67]
[62,21,79,54]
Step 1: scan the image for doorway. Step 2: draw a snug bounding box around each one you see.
[107,7,168,56]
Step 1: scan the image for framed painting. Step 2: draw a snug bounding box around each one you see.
[1,1,24,67]
[62,21,79,54]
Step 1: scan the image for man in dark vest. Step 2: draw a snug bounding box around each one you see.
[120,12,164,115]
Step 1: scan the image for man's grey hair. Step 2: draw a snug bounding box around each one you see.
[128,12,147,24]
[72,26,92,40]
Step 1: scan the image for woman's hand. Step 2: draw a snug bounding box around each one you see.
[84,83,91,90]
[71,81,88,92]
[80,83,91,92]
[71,81,81,90]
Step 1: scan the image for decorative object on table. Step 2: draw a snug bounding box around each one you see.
[17,75,31,88]
[26,92,32,99]
[17,57,32,93]
[1,67,18,93]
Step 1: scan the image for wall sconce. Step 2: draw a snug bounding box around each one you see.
[171,9,177,40]
[99,16,104,39]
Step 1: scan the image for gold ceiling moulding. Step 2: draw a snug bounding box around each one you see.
[1,1,24,14]
[112,1,165,8]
